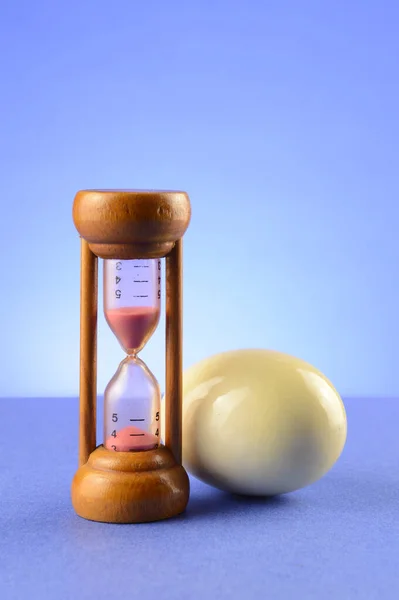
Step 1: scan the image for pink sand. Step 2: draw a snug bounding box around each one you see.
[105,305,160,352]
[105,425,159,452]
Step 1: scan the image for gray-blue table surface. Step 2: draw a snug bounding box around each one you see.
[0,397,398,600]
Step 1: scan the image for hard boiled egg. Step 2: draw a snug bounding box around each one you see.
[162,349,347,496]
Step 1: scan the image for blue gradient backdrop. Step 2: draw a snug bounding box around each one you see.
[0,0,398,398]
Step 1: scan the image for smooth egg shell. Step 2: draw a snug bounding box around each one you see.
[161,349,347,496]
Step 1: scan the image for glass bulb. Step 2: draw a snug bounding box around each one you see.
[103,356,161,452]
[103,258,161,355]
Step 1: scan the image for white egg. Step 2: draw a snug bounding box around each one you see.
[161,349,347,496]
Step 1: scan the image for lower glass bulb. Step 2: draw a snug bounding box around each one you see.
[103,355,161,452]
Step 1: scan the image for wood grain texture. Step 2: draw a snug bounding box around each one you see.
[72,189,191,259]
[79,239,98,467]
[71,445,190,523]
[165,239,183,465]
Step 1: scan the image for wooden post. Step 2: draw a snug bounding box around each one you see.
[79,239,98,466]
[165,238,183,465]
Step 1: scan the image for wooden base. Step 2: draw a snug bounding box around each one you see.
[71,445,190,523]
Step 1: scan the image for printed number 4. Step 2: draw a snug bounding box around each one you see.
[111,430,117,438]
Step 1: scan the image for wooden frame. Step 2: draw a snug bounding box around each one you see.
[71,190,191,523]
[165,238,183,465]
[78,239,97,467]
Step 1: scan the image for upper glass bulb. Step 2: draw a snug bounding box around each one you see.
[103,258,161,355]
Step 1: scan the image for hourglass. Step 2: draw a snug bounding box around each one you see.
[71,189,191,523]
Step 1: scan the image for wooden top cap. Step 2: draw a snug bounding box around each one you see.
[72,189,191,259]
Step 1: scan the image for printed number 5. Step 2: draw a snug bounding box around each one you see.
[112,413,118,422]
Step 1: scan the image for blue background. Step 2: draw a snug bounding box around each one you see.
[0,0,398,397]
